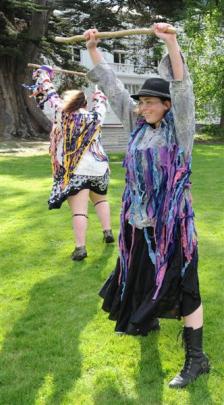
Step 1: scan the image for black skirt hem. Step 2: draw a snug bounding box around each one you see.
[99,225,201,336]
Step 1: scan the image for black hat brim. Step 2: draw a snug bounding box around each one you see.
[131,89,171,100]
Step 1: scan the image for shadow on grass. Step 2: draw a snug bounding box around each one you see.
[92,331,163,405]
[93,381,136,405]
[0,246,114,405]
[136,334,163,405]
[92,332,163,405]
[187,374,212,405]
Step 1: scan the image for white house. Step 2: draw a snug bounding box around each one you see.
[78,48,158,152]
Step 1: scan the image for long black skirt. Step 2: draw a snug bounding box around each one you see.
[99,223,201,336]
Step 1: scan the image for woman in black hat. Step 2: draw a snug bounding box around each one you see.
[84,23,209,388]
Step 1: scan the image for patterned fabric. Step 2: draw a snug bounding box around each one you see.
[57,110,103,188]
[48,170,109,209]
[26,65,109,209]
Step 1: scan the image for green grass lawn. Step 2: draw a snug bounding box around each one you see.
[0,145,223,405]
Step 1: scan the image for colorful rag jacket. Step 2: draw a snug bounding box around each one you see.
[119,112,197,299]
[27,65,108,190]
[87,53,198,300]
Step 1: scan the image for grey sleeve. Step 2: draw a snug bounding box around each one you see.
[158,54,195,156]
[87,62,137,134]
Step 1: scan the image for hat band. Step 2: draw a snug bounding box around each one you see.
[131,89,170,99]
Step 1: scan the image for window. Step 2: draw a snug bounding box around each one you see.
[70,47,80,62]
[113,52,126,64]
[124,84,140,94]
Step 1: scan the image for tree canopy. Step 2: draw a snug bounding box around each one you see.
[0,0,223,139]
[182,1,224,125]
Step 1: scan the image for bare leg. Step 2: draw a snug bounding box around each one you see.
[183,303,203,329]
[68,189,89,247]
[89,191,111,231]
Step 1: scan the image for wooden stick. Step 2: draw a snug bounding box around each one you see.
[27,63,86,77]
[55,26,176,44]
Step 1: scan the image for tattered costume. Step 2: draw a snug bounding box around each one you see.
[30,66,109,209]
[88,55,201,335]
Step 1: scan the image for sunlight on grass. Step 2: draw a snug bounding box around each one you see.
[70,309,140,403]
[0,145,223,404]
[35,373,55,405]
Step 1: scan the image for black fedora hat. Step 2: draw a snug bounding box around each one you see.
[131,77,170,100]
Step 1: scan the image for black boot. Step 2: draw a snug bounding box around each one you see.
[169,326,210,389]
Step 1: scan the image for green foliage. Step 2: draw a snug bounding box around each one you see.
[0,44,23,58]
[1,0,47,17]
[0,0,50,58]
[181,4,224,124]
[195,124,224,142]
[114,0,186,22]
[1,0,223,130]
[113,1,224,125]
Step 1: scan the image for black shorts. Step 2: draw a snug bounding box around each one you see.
[48,170,109,209]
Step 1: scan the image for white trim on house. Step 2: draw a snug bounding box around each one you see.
[79,48,159,151]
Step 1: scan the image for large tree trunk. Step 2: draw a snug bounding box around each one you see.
[0,0,53,139]
[0,57,52,138]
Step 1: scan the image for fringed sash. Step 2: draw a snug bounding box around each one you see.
[27,67,104,190]
[50,111,101,189]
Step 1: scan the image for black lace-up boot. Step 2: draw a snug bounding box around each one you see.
[169,326,210,388]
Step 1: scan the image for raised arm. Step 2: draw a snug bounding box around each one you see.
[84,29,137,134]
[31,66,63,123]
[153,23,184,81]
[153,23,195,156]
[90,88,108,125]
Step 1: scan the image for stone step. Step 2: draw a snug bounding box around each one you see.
[101,126,129,152]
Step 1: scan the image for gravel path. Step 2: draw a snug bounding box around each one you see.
[0,139,49,156]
